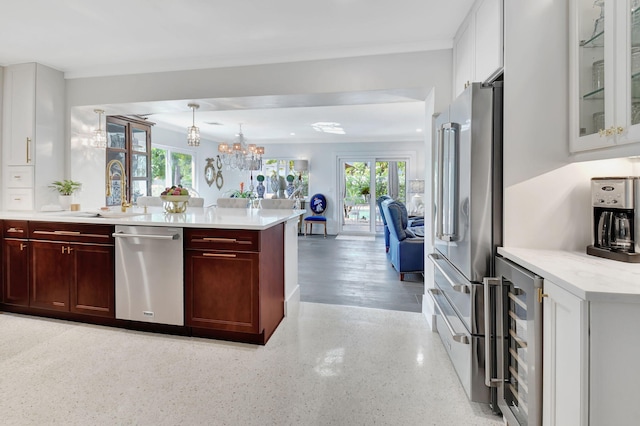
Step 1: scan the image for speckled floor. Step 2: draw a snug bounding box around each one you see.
[0,304,503,425]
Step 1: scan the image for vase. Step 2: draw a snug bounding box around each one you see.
[256,181,265,198]
[59,194,73,210]
[286,182,295,197]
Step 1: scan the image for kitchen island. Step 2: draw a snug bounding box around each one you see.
[0,206,303,344]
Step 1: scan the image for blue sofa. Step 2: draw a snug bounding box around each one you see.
[381,199,425,280]
[378,195,424,253]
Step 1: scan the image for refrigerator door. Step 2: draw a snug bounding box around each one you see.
[446,83,497,283]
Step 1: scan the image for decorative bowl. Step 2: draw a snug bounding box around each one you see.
[160,195,190,213]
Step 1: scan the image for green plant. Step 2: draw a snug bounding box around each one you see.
[231,190,253,198]
[50,179,82,195]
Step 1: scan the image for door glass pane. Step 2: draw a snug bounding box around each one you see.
[132,128,147,152]
[107,122,126,149]
[132,154,147,178]
[106,151,126,206]
[343,162,371,232]
[578,0,605,136]
[503,282,529,426]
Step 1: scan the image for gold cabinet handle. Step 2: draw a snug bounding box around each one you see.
[26,137,31,163]
[7,227,24,234]
[202,253,237,258]
[20,243,27,251]
[537,288,548,304]
[202,237,237,243]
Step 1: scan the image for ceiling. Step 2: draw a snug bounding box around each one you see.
[1,0,475,145]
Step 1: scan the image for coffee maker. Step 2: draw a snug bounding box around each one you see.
[587,177,640,262]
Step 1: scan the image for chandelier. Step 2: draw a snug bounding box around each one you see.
[217,124,264,171]
[187,103,200,147]
[93,109,107,148]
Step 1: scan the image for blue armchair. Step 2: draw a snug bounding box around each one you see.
[381,199,424,280]
[376,195,392,252]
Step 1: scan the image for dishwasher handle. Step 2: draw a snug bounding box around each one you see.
[112,232,180,240]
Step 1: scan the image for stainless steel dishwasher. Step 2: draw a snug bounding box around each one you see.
[113,225,184,326]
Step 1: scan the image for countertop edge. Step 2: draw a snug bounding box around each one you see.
[498,247,640,304]
[0,208,305,231]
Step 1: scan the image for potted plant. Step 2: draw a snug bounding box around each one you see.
[50,179,82,210]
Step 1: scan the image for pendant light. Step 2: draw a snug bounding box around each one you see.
[187,103,200,147]
[93,109,107,148]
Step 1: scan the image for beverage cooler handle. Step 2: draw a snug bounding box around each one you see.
[483,277,502,388]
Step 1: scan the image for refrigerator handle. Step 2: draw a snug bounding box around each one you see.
[442,122,459,241]
[435,124,445,239]
[483,277,503,388]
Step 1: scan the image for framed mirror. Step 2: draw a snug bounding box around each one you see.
[204,158,215,187]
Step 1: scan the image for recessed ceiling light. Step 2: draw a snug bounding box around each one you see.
[311,122,345,135]
[290,132,296,136]
[416,128,423,133]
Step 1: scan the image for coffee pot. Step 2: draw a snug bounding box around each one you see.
[588,177,640,262]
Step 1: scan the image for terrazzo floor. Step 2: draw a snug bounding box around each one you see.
[0,303,503,425]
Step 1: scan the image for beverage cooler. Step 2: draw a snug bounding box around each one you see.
[484,256,544,426]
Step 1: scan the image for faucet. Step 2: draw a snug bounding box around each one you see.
[106,159,131,212]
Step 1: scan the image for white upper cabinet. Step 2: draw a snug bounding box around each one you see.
[453,0,503,98]
[2,63,64,211]
[3,63,36,166]
[570,0,640,153]
[474,0,503,82]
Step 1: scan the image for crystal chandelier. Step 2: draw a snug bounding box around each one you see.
[93,109,107,148]
[187,103,200,147]
[217,124,264,171]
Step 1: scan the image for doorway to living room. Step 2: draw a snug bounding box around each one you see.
[338,157,409,235]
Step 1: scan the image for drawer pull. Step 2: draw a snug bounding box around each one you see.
[13,198,22,201]
[7,227,24,233]
[203,237,237,243]
[203,253,237,258]
[427,288,470,344]
[13,175,22,179]
[52,301,64,307]
[33,230,111,239]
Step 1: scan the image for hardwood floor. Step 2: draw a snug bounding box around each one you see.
[298,235,424,312]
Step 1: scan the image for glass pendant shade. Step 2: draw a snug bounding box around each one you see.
[187,103,200,147]
[93,109,107,148]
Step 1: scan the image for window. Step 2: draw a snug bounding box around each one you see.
[151,145,195,196]
[261,159,308,197]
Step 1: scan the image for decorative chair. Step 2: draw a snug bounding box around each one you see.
[381,198,424,280]
[260,199,296,209]
[304,193,327,238]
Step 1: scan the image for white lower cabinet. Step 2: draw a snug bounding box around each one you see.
[543,280,588,426]
[543,280,640,425]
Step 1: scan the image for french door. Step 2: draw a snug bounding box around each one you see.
[339,157,407,234]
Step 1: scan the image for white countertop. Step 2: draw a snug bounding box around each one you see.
[498,247,640,303]
[0,207,304,231]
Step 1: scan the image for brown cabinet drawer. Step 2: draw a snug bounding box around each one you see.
[3,220,29,239]
[29,221,114,245]
[185,228,259,252]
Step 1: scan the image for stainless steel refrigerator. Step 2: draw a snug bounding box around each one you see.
[427,81,503,407]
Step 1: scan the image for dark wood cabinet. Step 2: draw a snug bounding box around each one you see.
[185,224,285,343]
[2,220,29,306]
[28,222,115,317]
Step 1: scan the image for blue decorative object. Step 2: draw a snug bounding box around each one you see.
[286,182,295,197]
[256,181,265,198]
[304,193,328,237]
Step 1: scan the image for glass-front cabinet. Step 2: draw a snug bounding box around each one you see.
[571,0,640,152]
